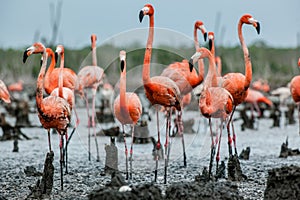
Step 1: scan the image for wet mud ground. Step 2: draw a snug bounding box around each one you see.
[1,107,300,199]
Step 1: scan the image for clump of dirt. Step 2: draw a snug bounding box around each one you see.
[26,151,54,199]
[227,154,246,181]
[264,165,300,199]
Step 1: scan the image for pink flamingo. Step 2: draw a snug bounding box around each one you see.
[290,58,300,134]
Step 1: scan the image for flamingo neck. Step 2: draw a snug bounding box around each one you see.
[143,14,154,84]
[194,27,204,83]
[194,27,199,50]
[92,46,97,66]
[36,49,47,107]
[216,57,222,76]
[205,49,218,88]
[238,21,252,89]
[120,62,127,112]
[58,52,64,98]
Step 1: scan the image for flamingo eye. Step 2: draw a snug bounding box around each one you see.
[142,7,150,13]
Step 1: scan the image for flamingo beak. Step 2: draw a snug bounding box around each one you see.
[55,52,58,63]
[23,50,29,63]
[256,22,260,34]
[203,32,207,42]
[139,10,144,22]
[208,39,212,51]
[121,60,125,72]
[189,59,194,72]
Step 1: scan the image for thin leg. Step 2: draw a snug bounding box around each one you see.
[177,111,186,167]
[164,109,170,184]
[65,133,68,174]
[84,93,91,161]
[208,118,216,180]
[47,129,52,152]
[129,125,135,180]
[122,125,129,180]
[216,120,224,174]
[227,106,236,156]
[92,88,100,162]
[60,135,64,190]
[232,119,238,155]
[154,107,161,182]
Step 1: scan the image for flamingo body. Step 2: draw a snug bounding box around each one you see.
[0,80,11,103]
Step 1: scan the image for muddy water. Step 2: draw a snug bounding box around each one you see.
[0,107,299,199]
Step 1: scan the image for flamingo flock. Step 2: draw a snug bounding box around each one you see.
[1,3,298,191]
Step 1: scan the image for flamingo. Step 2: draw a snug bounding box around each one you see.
[290,58,300,134]
[219,14,260,156]
[189,47,233,179]
[8,80,23,92]
[252,79,270,93]
[244,88,273,118]
[113,50,142,180]
[0,80,11,103]
[50,45,78,173]
[139,4,182,184]
[77,34,104,162]
[159,20,207,167]
[23,42,71,190]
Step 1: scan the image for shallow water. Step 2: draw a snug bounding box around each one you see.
[0,107,299,199]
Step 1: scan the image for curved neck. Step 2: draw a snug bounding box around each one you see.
[120,61,126,111]
[216,57,222,76]
[143,14,154,84]
[36,49,47,107]
[194,27,199,50]
[238,21,252,89]
[46,49,55,74]
[204,49,218,88]
[194,27,204,83]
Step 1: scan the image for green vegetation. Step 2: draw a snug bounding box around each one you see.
[0,43,299,90]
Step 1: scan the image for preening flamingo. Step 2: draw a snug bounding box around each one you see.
[189,47,233,179]
[77,34,104,161]
[290,58,300,134]
[113,50,142,180]
[244,88,273,117]
[139,4,182,183]
[23,42,71,190]
[0,80,11,103]
[219,14,260,156]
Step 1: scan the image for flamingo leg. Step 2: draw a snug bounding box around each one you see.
[122,125,129,180]
[154,107,161,182]
[59,134,64,190]
[226,106,236,156]
[47,129,52,152]
[65,133,68,174]
[129,125,135,180]
[232,119,238,155]
[84,92,91,161]
[216,119,224,175]
[164,109,171,184]
[92,88,100,162]
[208,118,216,180]
[178,111,187,167]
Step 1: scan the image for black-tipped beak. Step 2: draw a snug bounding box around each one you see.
[256,22,260,34]
[23,50,29,63]
[209,39,212,51]
[203,32,207,42]
[189,59,194,72]
[40,59,43,67]
[120,60,125,72]
[55,52,58,63]
[139,10,144,22]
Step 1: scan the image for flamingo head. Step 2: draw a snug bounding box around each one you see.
[119,50,126,72]
[23,42,45,63]
[208,32,215,51]
[55,45,64,63]
[139,4,154,22]
[241,14,260,34]
[91,34,97,49]
[189,47,213,72]
[195,20,207,41]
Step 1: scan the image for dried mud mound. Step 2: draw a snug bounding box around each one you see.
[264,165,300,200]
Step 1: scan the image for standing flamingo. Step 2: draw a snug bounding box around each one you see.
[139,4,182,184]
[23,42,71,190]
[160,20,207,167]
[219,14,260,157]
[77,34,104,161]
[0,80,11,103]
[290,58,300,134]
[189,47,233,179]
[113,50,142,180]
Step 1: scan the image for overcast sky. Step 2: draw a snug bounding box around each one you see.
[1,0,299,49]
